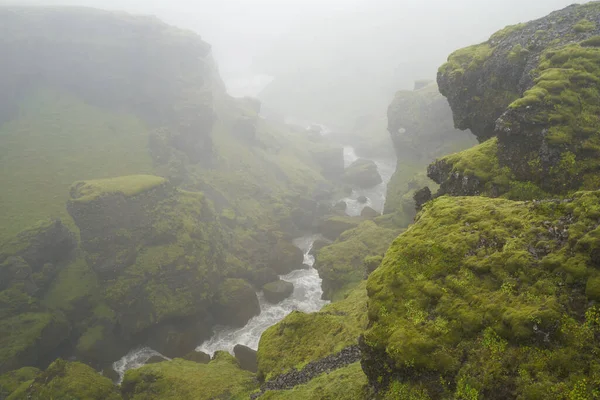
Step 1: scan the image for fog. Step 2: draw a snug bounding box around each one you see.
[6,0,589,125]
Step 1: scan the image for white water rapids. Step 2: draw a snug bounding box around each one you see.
[111,143,396,381]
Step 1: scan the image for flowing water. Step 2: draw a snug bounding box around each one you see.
[342,146,396,216]
[111,143,394,380]
[196,235,328,356]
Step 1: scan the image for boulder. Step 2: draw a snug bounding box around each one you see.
[268,240,304,275]
[145,315,214,358]
[246,267,280,288]
[182,351,211,364]
[413,187,432,210]
[357,195,368,204]
[233,344,258,373]
[262,280,294,304]
[342,159,382,188]
[334,201,347,212]
[214,279,260,328]
[318,216,362,241]
[360,206,380,219]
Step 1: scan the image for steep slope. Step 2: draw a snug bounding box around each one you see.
[0,6,342,374]
[434,2,600,197]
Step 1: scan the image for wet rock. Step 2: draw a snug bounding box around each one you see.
[334,201,347,211]
[234,344,258,373]
[102,367,120,383]
[360,206,379,219]
[262,280,294,304]
[182,350,211,364]
[145,315,214,358]
[214,279,260,328]
[357,195,368,204]
[246,267,280,288]
[342,159,382,188]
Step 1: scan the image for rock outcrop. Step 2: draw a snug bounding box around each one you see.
[435,2,600,197]
[262,280,294,304]
[342,159,382,188]
[234,344,258,373]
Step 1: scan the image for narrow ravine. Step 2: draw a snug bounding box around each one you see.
[112,142,395,381]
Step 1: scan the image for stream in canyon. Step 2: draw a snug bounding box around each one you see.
[112,141,396,381]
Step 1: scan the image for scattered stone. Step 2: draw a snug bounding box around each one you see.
[342,159,382,188]
[234,344,258,373]
[262,280,294,304]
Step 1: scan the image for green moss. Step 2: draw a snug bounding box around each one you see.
[490,23,527,42]
[70,175,166,203]
[508,43,600,192]
[315,220,401,300]
[0,367,41,399]
[439,43,493,78]
[581,35,600,47]
[258,362,369,400]
[122,353,258,400]
[7,359,120,400]
[43,252,99,313]
[507,44,530,62]
[0,88,154,241]
[0,312,67,372]
[574,19,596,33]
[257,283,368,381]
[364,191,600,396]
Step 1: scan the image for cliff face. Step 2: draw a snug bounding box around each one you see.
[435,2,600,196]
[384,82,475,219]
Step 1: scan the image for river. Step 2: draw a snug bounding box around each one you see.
[111,144,396,381]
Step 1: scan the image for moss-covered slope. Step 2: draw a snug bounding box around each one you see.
[362,192,600,398]
[436,2,600,197]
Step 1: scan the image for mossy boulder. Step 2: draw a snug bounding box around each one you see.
[360,206,379,219]
[234,344,258,373]
[315,221,400,300]
[257,283,368,381]
[262,280,294,304]
[362,191,600,398]
[310,146,344,179]
[6,359,121,400]
[121,351,258,400]
[342,159,382,188]
[182,350,211,364]
[436,2,600,197]
[318,216,363,241]
[214,279,260,328]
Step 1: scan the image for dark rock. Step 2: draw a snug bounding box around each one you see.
[182,350,211,364]
[214,279,260,328]
[102,367,120,383]
[360,206,380,219]
[234,344,258,373]
[145,315,214,358]
[413,187,432,210]
[262,280,294,304]
[342,159,382,188]
[268,241,304,275]
[357,195,368,204]
[334,201,347,211]
[145,355,168,364]
[247,267,280,288]
[257,345,361,394]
